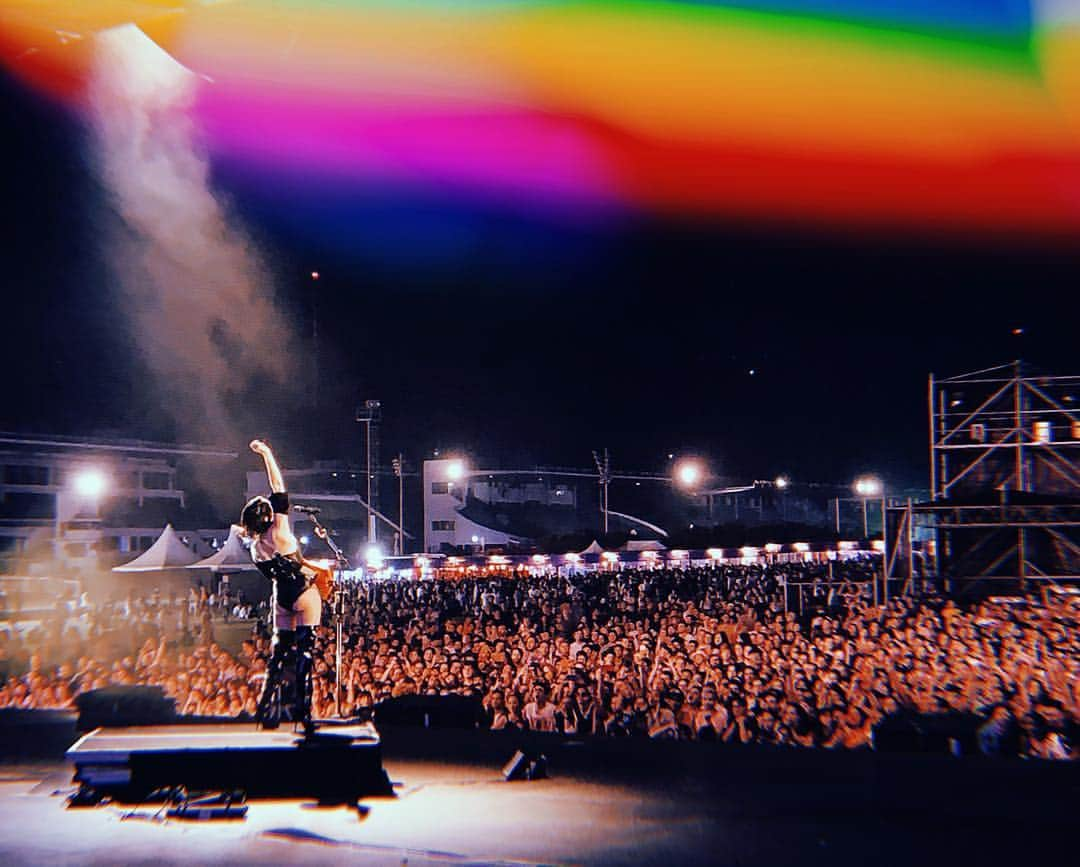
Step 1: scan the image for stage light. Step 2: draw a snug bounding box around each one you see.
[310,271,320,280]
[364,545,383,568]
[670,549,688,559]
[674,460,703,489]
[793,542,810,552]
[740,546,759,558]
[446,460,466,481]
[774,476,789,489]
[706,548,723,560]
[72,468,108,499]
[564,552,581,563]
[601,551,619,562]
[854,476,883,497]
[532,554,548,565]
[765,543,782,554]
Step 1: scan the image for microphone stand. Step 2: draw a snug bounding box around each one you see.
[306,512,350,720]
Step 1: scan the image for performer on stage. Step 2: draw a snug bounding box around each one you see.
[240,439,321,735]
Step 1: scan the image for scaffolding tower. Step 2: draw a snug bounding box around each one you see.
[886,361,1080,592]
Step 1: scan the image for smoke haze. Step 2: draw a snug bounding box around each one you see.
[88,24,301,472]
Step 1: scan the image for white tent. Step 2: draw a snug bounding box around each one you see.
[578,540,606,556]
[187,525,257,573]
[112,523,200,572]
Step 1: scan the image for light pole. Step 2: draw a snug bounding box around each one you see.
[391,454,405,555]
[57,467,109,564]
[853,476,883,538]
[356,400,381,544]
[674,458,705,526]
[853,475,888,603]
[775,475,789,523]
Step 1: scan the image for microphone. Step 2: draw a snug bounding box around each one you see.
[292,504,321,515]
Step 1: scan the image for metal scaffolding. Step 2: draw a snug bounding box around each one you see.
[886,361,1080,592]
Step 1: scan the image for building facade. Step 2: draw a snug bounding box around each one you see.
[0,433,234,575]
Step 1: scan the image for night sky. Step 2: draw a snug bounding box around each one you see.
[2,70,1077,492]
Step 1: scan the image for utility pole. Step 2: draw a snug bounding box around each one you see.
[392,453,404,556]
[592,448,611,534]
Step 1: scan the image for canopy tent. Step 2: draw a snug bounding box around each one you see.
[187,525,257,573]
[578,540,605,556]
[112,523,199,572]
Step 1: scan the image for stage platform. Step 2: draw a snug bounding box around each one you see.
[67,721,391,803]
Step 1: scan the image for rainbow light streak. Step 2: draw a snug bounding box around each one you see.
[2,1,1078,235]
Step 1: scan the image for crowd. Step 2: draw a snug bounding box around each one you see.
[0,561,1076,760]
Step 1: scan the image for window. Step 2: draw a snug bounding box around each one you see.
[431,520,456,532]
[431,482,450,495]
[0,492,54,519]
[142,472,171,490]
[4,465,49,486]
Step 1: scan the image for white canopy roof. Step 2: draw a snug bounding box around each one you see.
[187,525,257,573]
[578,540,605,555]
[112,524,199,572]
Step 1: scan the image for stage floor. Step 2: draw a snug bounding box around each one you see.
[0,753,1072,867]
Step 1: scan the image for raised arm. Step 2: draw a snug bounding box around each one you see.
[250,439,286,492]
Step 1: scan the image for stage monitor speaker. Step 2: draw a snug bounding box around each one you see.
[75,686,177,731]
[872,713,980,756]
[502,750,548,782]
[375,694,483,729]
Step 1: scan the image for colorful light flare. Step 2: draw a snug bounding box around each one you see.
[1,2,1078,236]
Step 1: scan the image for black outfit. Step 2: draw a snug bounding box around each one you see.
[254,551,313,610]
[253,491,317,735]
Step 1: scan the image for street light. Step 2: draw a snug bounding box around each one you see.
[853,476,884,538]
[57,467,109,562]
[854,476,882,497]
[774,476,790,522]
[446,459,466,482]
[73,468,108,499]
[674,459,704,490]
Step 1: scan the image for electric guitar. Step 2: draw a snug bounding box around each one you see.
[301,559,336,602]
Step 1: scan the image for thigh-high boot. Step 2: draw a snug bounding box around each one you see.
[295,626,316,736]
[256,629,293,729]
